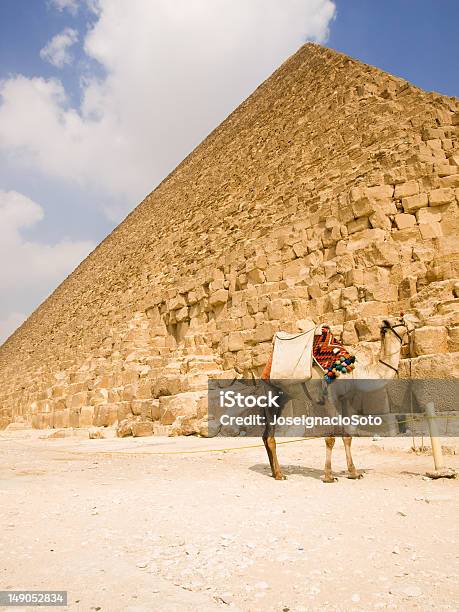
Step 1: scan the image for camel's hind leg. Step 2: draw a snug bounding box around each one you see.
[323,436,337,483]
[342,436,362,479]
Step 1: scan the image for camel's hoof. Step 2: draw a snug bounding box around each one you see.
[347,472,364,480]
[322,475,338,483]
[273,473,287,480]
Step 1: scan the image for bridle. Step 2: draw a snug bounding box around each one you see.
[378,320,410,374]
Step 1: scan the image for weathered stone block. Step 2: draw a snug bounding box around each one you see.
[247,268,265,285]
[416,208,442,223]
[209,289,229,306]
[394,180,419,199]
[394,213,416,229]
[399,276,417,299]
[419,222,443,239]
[428,188,454,206]
[131,420,154,437]
[347,217,371,234]
[228,331,245,352]
[410,352,459,378]
[412,326,448,356]
[402,193,428,212]
[254,321,278,343]
[79,406,95,427]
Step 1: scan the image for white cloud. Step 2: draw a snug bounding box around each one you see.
[40,27,79,68]
[48,0,80,15]
[0,190,95,343]
[0,0,336,215]
[0,1,335,339]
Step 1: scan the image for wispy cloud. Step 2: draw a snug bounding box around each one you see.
[48,0,80,16]
[40,27,79,68]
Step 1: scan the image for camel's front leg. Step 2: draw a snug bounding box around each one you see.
[342,436,363,479]
[263,431,286,480]
[323,436,337,483]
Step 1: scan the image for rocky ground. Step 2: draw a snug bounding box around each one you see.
[0,430,458,612]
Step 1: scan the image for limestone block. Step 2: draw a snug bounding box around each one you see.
[437,164,457,177]
[394,181,419,199]
[254,321,278,343]
[340,286,358,309]
[369,210,391,230]
[282,258,309,281]
[447,326,459,351]
[153,376,184,398]
[355,318,383,342]
[79,406,95,427]
[209,289,229,306]
[159,391,207,431]
[131,420,154,437]
[52,409,70,429]
[416,208,442,223]
[358,301,389,317]
[347,217,371,235]
[94,403,118,427]
[175,306,189,322]
[247,268,265,285]
[228,331,245,352]
[351,199,376,219]
[347,229,386,252]
[392,227,421,243]
[89,388,109,406]
[419,222,443,239]
[342,321,358,345]
[326,289,341,312]
[116,419,133,437]
[117,401,132,422]
[399,276,418,299]
[68,391,88,410]
[323,260,337,278]
[265,265,283,282]
[412,326,448,356]
[168,295,187,311]
[439,174,459,188]
[428,188,454,206]
[365,185,394,200]
[345,268,364,287]
[394,213,416,229]
[292,242,307,257]
[366,283,399,302]
[410,352,459,378]
[267,299,293,320]
[402,193,428,212]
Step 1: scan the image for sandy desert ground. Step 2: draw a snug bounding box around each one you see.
[1,430,458,612]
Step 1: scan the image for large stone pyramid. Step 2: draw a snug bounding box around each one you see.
[1,44,458,433]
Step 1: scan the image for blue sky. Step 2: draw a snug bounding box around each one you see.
[0,0,457,342]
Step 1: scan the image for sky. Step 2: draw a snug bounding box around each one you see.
[0,0,458,344]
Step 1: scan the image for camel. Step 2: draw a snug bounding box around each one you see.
[262,314,417,483]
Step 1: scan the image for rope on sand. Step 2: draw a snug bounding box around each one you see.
[0,433,316,457]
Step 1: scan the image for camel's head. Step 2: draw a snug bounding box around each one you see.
[380,312,420,346]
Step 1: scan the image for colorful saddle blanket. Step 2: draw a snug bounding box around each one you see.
[313,325,356,383]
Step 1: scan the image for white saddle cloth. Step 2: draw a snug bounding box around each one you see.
[270,322,318,381]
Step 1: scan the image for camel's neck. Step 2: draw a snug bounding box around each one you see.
[373,330,402,379]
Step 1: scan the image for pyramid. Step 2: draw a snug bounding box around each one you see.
[1,43,458,432]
